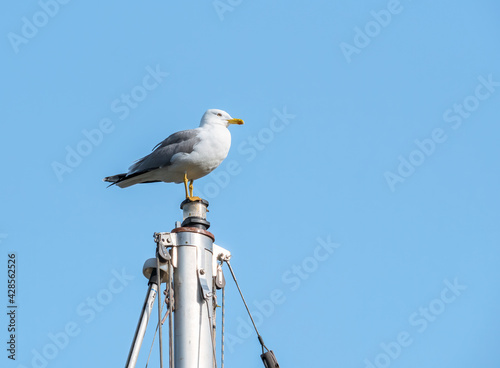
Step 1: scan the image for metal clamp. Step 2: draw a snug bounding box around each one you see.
[198,269,212,300]
[212,243,231,275]
[154,232,173,262]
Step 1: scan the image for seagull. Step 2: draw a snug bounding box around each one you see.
[103,109,244,201]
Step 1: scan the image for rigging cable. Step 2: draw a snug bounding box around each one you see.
[205,295,218,368]
[144,296,167,368]
[224,260,269,354]
[221,284,225,368]
[168,262,174,368]
[144,262,174,368]
[156,251,164,368]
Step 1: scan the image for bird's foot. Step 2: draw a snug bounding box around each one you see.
[186,196,202,202]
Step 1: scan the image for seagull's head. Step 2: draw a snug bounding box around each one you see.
[200,109,244,128]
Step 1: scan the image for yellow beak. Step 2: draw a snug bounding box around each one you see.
[227,118,244,125]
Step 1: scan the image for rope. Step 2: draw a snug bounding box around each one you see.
[205,302,218,368]
[225,260,269,354]
[160,302,170,325]
[144,296,166,368]
[221,285,225,368]
[156,251,164,368]
[145,260,174,368]
[168,263,174,368]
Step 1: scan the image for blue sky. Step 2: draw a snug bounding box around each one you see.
[2,1,500,367]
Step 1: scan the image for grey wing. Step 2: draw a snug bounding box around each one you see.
[128,129,201,174]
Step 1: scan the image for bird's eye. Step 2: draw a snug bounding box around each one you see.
[217,113,222,117]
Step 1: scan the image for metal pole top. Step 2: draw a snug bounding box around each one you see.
[180,198,210,230]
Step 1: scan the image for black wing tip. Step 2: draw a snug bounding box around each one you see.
[103,174,127,188]
[103,177,117,188]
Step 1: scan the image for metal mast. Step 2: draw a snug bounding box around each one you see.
[171,199,215,368]
[124,198,278,367]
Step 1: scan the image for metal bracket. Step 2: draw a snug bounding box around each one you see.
[154,232,173,262]
[198,269,212,300]
[212,243,231,276]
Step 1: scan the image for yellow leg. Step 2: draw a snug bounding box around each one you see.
[189,180,194,198]
[183,173,189,198]
[183,173,201,201]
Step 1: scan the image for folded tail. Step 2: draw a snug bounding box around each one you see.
[103,173,128,188]
[103,170,161,188]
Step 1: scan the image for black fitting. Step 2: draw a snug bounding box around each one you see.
[148,269,159,286]
[181,216,210,230]
[261,350,279,368]
[179,198,210,230]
